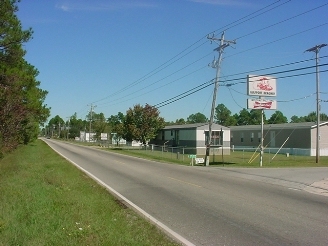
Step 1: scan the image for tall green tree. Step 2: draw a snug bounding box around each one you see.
[214,103,237,126]
[0,0,50,154]
[175,118,186,125]
[237,109,251,125]
[290,115,306,123]
[268,110,288,124]
[305,111,317,122]
[68,113,87,139]
[108,112,125,144]
[290,112,328,123]
[249,109,266,125]
[304,112,328,122]
[48,115,64,138]
[187,112,208,124]
[89,112,109,139]
[123,104,165,144]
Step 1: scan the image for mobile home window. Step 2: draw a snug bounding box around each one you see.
[241,133,244,143]
[258,132,261,142]
[251,132,254,142]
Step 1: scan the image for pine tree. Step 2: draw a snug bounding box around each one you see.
[0,0,50,155]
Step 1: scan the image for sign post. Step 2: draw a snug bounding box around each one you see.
[247,75,277,167]
[188,154,196,166]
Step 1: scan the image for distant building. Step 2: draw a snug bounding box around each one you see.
[79,131,96,142]
[151,123,230,155]
[229,122,328,156]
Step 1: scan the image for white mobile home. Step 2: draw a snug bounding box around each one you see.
[151,123,230,155]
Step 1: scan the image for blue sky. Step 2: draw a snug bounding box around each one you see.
[17,0,328,123]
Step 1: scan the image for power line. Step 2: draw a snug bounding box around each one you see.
[96,52,327,109]
[98,59,328,109]
[154,66,328,108]
[234,2,328,41]
[226,23,328,59]
[96,62,210,107]
[97,23,327,109]
[212,0,290,34]
[81,1,328,118]
[90,0,291,105]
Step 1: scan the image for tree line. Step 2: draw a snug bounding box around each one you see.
[0,0,50,157]
[167,104,328,126]
[45,104,165,145]
[45,102,327,144]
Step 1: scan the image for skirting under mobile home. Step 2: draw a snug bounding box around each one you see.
[229,122,328,156]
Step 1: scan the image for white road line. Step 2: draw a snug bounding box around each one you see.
[288,187,302,191]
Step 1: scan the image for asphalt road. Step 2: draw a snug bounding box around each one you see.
[44,139,328,246]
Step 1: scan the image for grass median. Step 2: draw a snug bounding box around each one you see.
[0,140,180,246]
[105,147,328,167]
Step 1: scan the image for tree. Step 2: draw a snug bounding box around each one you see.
[123,104,165,144]
[0,0,50,155]
[290,112,328,123]
[214,104,231,126]
[320,113,328,121]
[290,115,306,123]
[304,112,328,122]
[108,112,125,145]
[305,111,317,122]
[187,112,208,124]
[48,115,64,138]
[237,109,251,125]
[268,111,288,124]
[175,118,186,125]
[249,109,267,125]
[226,114,238,126]
[90,112,109,139]
[214,103,238,126]
[68,113,87,139]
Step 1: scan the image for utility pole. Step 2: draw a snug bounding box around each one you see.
[88,104,96,142]
[66,117,70,140]
[306,44,327,163]
[205,31,236,166]
[260,108,264,167]
[58,122,61,138]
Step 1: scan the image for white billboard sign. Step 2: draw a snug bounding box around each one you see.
[100,133,108,140]
[247,99,277,110]
[247,74,277,97]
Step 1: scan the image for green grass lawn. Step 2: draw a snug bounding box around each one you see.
[0,140,180,246]
[105,146,328,168]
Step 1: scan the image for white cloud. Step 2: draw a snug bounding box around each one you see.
[55,1,158,12]
[57,4,70,12]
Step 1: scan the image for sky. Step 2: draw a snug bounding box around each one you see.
[16,0,328,123]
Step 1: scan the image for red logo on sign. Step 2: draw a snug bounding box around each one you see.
[254,101,272,109]
[256,77,273,91]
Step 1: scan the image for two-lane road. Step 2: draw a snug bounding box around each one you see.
[44,139,328,246]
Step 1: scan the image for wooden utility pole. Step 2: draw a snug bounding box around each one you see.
[306,44,327,163]
[205,31,235,166]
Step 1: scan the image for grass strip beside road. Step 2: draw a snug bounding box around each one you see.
[0,140,179,246]
[105,147,328,167]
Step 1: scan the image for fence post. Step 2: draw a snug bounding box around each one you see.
[243,149,245,163]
